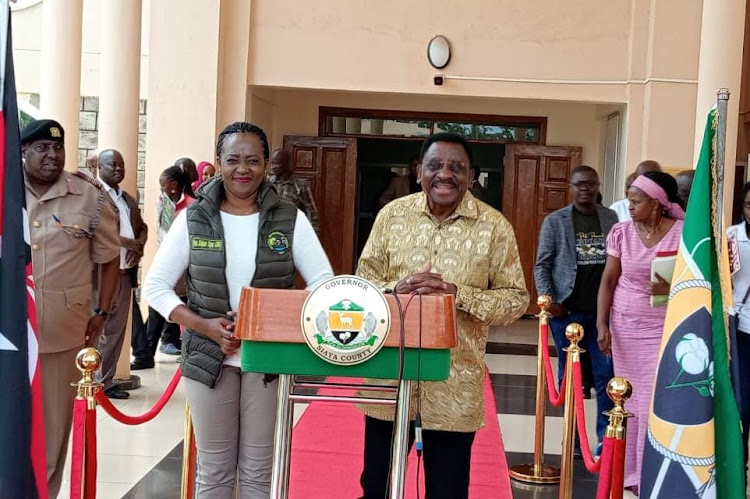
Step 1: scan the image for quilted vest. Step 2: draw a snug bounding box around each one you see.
[181,177,297,387]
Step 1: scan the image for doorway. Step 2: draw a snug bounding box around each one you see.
[284,107,581,305]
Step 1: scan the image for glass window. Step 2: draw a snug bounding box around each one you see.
[434,121,540,143]
[326,116,430,137]
[324,111,543,144]
[475,125,515,141]
[434,121,474,137]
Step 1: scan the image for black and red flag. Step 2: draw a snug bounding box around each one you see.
[0,3,48,497]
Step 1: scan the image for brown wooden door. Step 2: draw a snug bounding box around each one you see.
[502,145,582,314]
[283,136,357,275]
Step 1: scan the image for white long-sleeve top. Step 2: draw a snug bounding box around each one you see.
[729,222,750,333]
[143,208,334,367]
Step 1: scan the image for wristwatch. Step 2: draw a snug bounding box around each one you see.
[93,308,111,319]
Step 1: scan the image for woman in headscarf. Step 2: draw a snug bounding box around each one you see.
[192,161,216,192]
[596,171,685,494]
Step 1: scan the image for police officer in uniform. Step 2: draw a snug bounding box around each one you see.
[21,119,121,498]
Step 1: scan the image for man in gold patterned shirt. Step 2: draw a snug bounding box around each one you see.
[356,132,529,498]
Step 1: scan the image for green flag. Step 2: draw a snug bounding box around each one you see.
[640,108,745,497]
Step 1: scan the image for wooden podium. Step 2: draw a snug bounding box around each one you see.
[236,287,457,498]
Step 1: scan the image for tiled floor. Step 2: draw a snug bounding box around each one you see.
[58,318,639,498]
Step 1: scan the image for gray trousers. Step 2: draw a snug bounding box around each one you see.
[184,367,278,499]
[96,272,132,390]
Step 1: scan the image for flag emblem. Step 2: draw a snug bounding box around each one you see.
[641,108,745,498]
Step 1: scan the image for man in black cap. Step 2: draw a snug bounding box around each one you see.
[22,119,121,498]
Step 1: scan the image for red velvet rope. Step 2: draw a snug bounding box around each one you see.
[610,437,626,499]
[572,360,601,473]
[70,398,85,499]
[595,437,616,499]
[85,404,97,498]
[69,398,97,499]
[95,368,182,425]
[540,320,566,407]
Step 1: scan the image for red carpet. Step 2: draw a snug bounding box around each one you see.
[289,371,512,498]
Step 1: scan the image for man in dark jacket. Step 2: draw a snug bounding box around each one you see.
[533,165,616,450]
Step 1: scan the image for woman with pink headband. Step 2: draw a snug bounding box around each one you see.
[596,170,684,494]
[192,161,216,192]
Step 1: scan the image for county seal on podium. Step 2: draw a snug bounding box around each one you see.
[300,276,390,365]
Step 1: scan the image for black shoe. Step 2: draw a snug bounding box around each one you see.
[130,358,155,370]
[105,388,130,399]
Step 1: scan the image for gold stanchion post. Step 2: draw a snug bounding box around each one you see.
[509,295,560,484]
[604,377,633,440]
[558,323,584,499]
[181,403,197,499]
[73,347,103,408]
[71,348,102,497]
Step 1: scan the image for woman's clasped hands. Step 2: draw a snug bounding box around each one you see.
[204,310,240,355]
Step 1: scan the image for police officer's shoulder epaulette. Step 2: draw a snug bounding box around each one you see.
[73,170,104,190]
[72,170,106,234]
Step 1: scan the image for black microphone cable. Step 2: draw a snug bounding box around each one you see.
[383,288,408,499]
[382,289,426,497]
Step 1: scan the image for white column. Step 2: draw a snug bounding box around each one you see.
[98,0,143,381]
[216,0,253,131]
[143,0,254,287]
[99,0,142,195]
[141,0,222,298]
[39,0,83,171]
[693,0,745,186]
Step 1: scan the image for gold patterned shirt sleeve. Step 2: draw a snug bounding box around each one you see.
[454,216,529,325]
[355,206,397,291]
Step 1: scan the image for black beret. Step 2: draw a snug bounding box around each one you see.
[21,119,65,146]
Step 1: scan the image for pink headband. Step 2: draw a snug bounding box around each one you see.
[631,175,685,220]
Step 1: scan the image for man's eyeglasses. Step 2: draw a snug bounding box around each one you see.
[423,160,470,174]
[570,181,599,190]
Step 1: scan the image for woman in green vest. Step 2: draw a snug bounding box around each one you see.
[143,122,334,498]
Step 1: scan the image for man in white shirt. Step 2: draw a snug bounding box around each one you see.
[609,160,662,222]
[96,149,148,399]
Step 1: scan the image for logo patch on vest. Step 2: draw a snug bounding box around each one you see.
[191,237,223,251]
[267,231,289,255]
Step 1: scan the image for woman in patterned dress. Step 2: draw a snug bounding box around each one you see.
[597,171,685,494]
